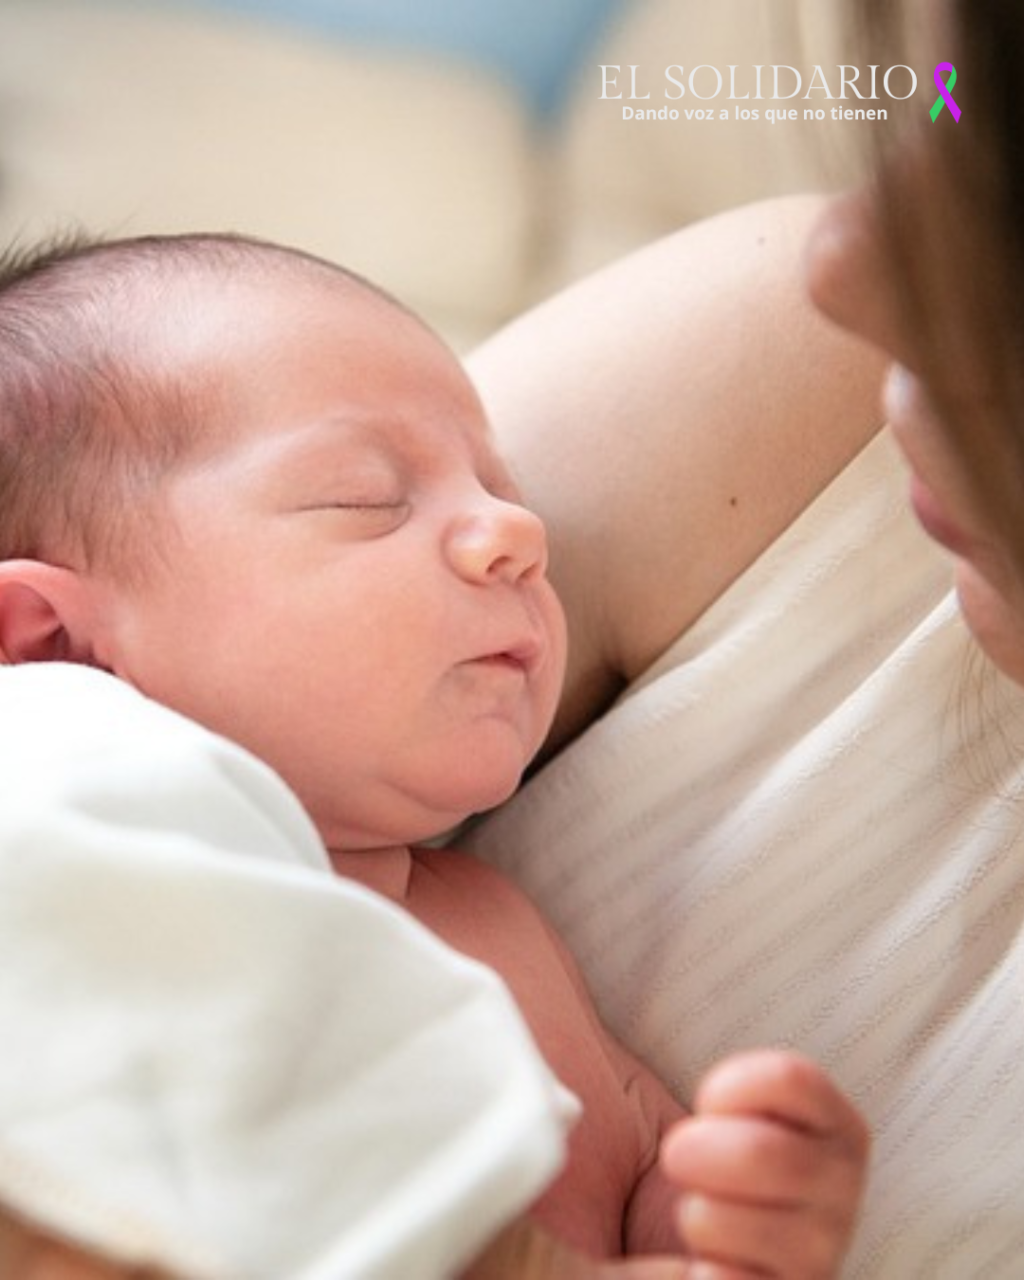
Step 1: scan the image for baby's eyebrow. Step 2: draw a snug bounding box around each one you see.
[268,416,399,470]
[253,408,502,494]
[216,420,399,504]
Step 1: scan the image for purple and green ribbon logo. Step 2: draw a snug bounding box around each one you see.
[930,62,961,121]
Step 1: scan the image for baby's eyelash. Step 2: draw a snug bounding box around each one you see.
[305,501,410,536]
[330,502,405,511]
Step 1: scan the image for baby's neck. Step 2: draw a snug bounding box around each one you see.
[328,844,413,902]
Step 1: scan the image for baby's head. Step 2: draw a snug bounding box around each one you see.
[0,233,566,849]
[0,234,343,578]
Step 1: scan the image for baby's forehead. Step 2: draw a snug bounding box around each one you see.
[131,258,396,388]
[135,257,495,456]
[120,244,392,338]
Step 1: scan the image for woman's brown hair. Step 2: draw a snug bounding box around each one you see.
[851,0,1024,572]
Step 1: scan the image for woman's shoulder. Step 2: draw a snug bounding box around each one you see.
[470,196,887,746]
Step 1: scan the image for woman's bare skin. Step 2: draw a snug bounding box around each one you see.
[469,194,887,752]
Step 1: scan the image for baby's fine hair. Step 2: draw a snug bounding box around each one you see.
[0,230,399,578]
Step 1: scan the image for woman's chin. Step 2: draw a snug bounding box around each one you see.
[955,565,1024,686]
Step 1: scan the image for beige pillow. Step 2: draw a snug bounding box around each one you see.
[545,0,865,287]
[0,0,541,345]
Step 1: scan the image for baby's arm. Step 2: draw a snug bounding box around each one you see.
[659,1050,869,1278]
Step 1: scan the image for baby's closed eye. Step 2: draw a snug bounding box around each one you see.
[302,499,410,536]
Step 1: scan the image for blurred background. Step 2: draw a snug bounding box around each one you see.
[0,0,865,348]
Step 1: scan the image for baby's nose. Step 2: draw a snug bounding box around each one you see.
[447,498,549,585]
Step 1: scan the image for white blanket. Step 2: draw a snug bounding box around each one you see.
[467,431,1024,1278]
[0,665,570,1280]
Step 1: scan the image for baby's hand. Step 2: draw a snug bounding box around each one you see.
[659,1050,869,1278]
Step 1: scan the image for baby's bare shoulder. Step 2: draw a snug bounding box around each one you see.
[409,847,588,992]
[412,846,552,928]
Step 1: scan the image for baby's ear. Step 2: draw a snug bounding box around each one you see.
[0,561,97,665]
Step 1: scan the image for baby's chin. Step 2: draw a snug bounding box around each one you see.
[435,754,532,818]
[311,768,527,854]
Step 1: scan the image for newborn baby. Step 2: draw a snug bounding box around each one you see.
[0,231,868,1277]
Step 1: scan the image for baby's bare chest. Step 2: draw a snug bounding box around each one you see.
[407,849,654,1255]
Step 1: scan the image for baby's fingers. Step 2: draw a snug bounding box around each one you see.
[693,1052,867,1152]
[660,1113,861,1210]
[661,1120,860,1279]
[674,1051,867,1201]
[675,1191,849,1278]
[659,1053,869,1278]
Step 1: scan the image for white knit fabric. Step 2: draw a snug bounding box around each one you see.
[467,430,1024,1278]
[0,665,569,1280]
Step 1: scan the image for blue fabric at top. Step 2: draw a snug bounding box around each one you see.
[169,0,623,117]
